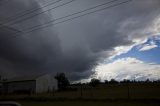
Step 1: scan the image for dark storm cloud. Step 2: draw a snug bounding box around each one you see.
[0,0,160,81]
[0,0,97,80]
[0,0,62,77]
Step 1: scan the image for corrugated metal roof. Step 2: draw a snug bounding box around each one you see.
[6,74,45,82]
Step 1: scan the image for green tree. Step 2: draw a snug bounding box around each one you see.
[90,78,100,87]
[109,79,119,84]
[55,73,70,91]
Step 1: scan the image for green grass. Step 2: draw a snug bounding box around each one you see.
[20,101,160,106]
[53,83,160,99]
[1,83,160,106]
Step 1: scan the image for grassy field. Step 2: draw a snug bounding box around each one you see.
[51,83,160,99]
[19,100,160,106]
[1,83,160,106]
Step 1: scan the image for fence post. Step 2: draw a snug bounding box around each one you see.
[127,83,130,99]
[80,84,83,97]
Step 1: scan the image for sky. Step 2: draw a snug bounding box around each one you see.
[0,0,160,82]
[95,35,160,82]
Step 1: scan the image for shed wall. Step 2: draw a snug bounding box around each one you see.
[5,80,36,94]
[36,75,58,93]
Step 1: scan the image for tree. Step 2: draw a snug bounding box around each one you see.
[54,73,70,91]
[109,79,119,84]
[90,78,100,87]
[104,80,109,84]
[120,79,131,84]
[145,79,151,83]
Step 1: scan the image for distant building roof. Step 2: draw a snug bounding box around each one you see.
[5,74,45,82]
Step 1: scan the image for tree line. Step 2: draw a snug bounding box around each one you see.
[54,73,160,90]
[1,73,160,91]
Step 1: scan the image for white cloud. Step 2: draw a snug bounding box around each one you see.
[95,57,160,81]
[139,44,158,51]
[110,45,133,59]
[107,38,147,60]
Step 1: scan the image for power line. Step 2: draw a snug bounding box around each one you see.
[3,0,76,26]
[0,23,21,33]
[2,0,62,23]
[17,0,132,37]
[27,0,121,31]
[10,0,132,38]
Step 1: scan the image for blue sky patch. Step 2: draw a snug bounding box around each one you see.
[111,35,160,64]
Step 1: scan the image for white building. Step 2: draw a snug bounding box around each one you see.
[3,74,58,94]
